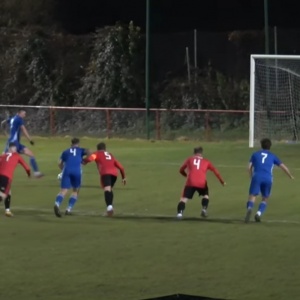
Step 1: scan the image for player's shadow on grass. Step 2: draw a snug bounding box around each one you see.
[114,215,243,224]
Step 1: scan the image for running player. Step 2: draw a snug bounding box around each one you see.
[54,138,88,217]
[0,142,31,216]
[245,138,294,223]
[83,142,126,216]
[177,147,225,218]
[1,109,43,177]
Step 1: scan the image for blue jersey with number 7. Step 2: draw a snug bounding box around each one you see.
[60,147,87,172]
[249,150,282,180]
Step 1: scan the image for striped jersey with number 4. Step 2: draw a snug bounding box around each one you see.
[85,151,125,178]
[179,155,224,188]
[249,150,281,180]
[0,152,30,179]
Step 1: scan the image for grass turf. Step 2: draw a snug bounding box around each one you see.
[0,137,299,300]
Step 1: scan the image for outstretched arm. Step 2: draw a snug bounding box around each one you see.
[83,153,97,164]
[209,163,225,185]
[279,163,294,179]
[114,160,126,184]
[18,155,31,177]
[21,125,33,144]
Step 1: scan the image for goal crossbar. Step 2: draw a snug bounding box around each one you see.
[249,54,300,147]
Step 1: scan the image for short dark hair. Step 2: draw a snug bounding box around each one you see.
[9,142,16,148]
[194,147,203,154]
[71,138,80,145]
[260,138,272,150]
[97,142,106,150]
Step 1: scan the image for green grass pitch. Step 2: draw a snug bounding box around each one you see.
[0,137,299,300]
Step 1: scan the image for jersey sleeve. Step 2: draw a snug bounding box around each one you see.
[84,152,97,164]
[114,159,125,179]
[81,148,88,157]
[18,154,31,173]
[60,151,67,162]
[179,159,188,176]
[273,155,282,166]
[208,161,225,184]
[249,153,255,163]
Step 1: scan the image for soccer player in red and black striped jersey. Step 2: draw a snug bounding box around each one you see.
[177,147,225,219]
[83,142,126,216]
[0,142,31,216]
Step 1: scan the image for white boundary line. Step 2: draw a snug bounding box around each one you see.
[11,206,300,225]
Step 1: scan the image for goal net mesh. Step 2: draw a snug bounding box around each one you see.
[253,57,300,143]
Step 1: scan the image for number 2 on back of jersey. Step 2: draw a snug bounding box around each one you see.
[193,158,201,169]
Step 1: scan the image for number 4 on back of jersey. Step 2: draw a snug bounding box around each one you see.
[193,158,201,170]
[70,148,76,156]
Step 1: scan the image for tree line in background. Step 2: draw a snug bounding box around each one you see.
[0,0,252,110]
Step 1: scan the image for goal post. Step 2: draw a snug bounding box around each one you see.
[249,54,300,147]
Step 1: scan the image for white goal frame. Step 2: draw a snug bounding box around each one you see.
[249,54,300,147]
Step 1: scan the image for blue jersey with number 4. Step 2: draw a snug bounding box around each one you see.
[60,147,87,173]
[249,150,281,180]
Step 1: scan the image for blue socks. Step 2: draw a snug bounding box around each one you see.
[246,200,254,210]
[30,157,39,172]
[55,194,64,206]
[67,196,77,211]
[257,201,267,215]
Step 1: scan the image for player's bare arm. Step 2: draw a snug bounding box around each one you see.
[20,125,34,145]
[58,160,64,170]
[248,162,253,178]
[279,163,294,179]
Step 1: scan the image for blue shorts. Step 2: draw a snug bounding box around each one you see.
[4,141,26,154]
[249,177,272,198]
[60,170,81,189]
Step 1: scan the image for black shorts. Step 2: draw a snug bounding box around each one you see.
[182,185,209,199]
[0,175,11,195]
[101,175,117,188]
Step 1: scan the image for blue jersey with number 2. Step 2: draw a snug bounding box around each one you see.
[249,150,282,197]
[60,147,87,189]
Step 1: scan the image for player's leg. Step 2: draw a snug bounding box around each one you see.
[0,175,12,216]
[255,182,271,222]
[54,172,70,217]
[101,175,115,216]
[199,185,209,217]
[245,178,259,223]
[4,192,13,217]
[177,186,195,218]
[21,146,44,178]
[65,173,81,215]
[107,176,117,215]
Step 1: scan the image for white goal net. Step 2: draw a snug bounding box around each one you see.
[249,55,300,147]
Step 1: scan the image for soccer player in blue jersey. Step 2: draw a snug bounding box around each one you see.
[245,138,294,223]
[1,110,43,178]
[54,138,88,218]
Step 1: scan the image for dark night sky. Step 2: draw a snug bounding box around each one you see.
[55,0,300,34]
